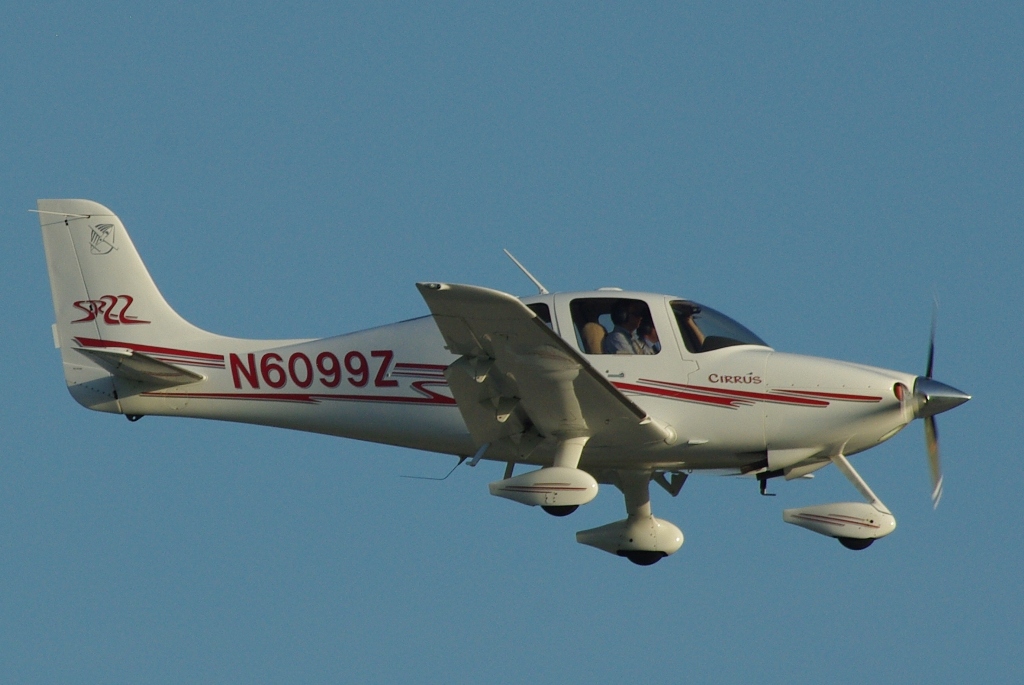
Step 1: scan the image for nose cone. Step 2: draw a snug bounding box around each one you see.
[914,377,971,418]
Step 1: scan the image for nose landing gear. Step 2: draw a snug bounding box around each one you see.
[783,453,896,550]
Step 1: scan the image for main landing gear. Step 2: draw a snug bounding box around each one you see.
[576,470,686,566]
[486,436,688,565]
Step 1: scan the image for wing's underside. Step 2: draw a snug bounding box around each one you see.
[417,283,674,461]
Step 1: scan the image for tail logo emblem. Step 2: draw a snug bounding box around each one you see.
[89,223,116,255]
[72,295,150,325]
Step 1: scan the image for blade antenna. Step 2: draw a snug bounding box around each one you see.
[503,249,549,295]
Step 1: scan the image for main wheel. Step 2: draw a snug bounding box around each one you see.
[542,505,578,517]
[838,537,874,550]
[620,550,666,566]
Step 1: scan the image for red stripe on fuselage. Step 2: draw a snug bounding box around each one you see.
[393,362,448,371]
[614,382,748,408]
[770,389,882,403]
[73,337,225,362]
[141,389,457,406]
[639,380,831,407]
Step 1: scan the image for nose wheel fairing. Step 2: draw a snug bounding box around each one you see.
[783,452,897,549]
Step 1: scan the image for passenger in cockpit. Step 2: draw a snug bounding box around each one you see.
[603,301,645,354]
[638,318,660,354]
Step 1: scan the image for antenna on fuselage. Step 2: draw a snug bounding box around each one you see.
[503,249,549,295]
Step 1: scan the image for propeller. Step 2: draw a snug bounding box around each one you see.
[912,308,970,508]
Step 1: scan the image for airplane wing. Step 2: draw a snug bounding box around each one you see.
[416,283,675,456]
[75,346,205,387]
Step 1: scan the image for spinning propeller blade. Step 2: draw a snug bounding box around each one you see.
[925,307,941,507]
[926,306,936,379]
[913,307,969,508]
[925,415,942,508]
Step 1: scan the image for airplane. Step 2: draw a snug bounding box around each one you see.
[36,199,970,565]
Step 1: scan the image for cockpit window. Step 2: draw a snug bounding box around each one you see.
[527,303,552,327]
[570,298,661,355]
[671,300,768,353]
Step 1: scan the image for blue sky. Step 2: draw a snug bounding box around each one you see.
[2,3,1021,683]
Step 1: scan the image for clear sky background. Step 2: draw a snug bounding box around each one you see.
[2,3,1021,683]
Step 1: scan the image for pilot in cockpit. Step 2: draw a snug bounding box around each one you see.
[675,302,706,352]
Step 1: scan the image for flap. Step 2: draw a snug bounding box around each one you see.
[417,283,674,451]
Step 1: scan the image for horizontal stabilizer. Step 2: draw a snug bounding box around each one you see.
[76,347,205,388]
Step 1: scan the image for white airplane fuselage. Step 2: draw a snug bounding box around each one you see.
[71,292,917,475]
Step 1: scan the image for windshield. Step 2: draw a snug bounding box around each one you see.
[671,300,768,353]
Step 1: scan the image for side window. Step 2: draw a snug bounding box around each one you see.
[527,303,552,328]
[569,298,660,355]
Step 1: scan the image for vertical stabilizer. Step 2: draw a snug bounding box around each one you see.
[38,199,212,410]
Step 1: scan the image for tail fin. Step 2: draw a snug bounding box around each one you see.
[38,199,214,410]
